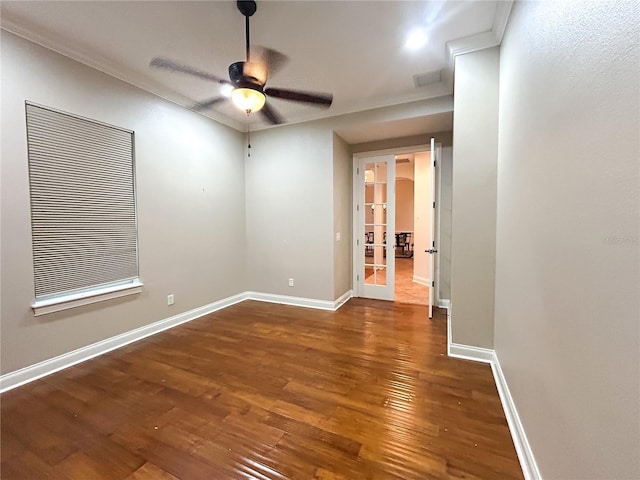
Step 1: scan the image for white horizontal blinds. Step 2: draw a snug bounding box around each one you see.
[26,103,138,299]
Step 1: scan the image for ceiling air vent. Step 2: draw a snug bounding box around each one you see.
[413,69,442,88]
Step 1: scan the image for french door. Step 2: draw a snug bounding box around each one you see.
[354,155,395,301]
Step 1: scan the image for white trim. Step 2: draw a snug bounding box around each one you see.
[441,0,513,94]
[1,290,356,393]
[445,2,513,70]
[447,338,542,479]
[445,1,513,65]
[446,304,452,346]
[435,298,450,311]
[32,280,143,316]
[492,0,514,44]
[333,290,353,310]
[448,342,494,363]
[353,144,439,304]
[1,292,248,393]
[447,31,501,64]
[353,144,431,159]
[0,21,246,132]
[352,159,361,296]
[352,155,397,302]
[434,143,442,306]
[491,355,542,480]
[7,282,540,480]
[0,22,451,133]
[246,291,341,311]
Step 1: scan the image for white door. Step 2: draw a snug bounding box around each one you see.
[427,138,438,318]
[354,155,395,301]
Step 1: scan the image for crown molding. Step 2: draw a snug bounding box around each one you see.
[1,14,451,133]
[492,0,515,44]
[0,17,246,132]
[447,30,500,63]
[1,1,513,133]
[442,0,514,91]
[446,0,513,61]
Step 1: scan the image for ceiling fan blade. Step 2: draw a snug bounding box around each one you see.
[244,46,290,84]
[259,102,285,125]
[265,87,333,107]
[150,57,230,85]
[192,97,227,111]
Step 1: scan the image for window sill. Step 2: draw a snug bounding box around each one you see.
[32,280,143,316]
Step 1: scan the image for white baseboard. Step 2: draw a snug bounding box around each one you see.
[333,290,353,310]
[490,355,542,480]
[435,298,450,311]
[246,291,334,311]
[448,342,495,363]
[2,286,539,480]
[0,289,356,393]
[447,340,542,479]
[412,275,431,287]
[0,291,249,393]
[246,290,353,312]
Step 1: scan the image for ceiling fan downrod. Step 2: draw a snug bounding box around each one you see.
[149,0,332,126]
[237,1,257,62]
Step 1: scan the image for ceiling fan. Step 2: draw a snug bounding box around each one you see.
[150,0,333,125]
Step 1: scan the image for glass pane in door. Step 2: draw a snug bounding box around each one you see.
[362,161,388,288]
[357,154,395,301]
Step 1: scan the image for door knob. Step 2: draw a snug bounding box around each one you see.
[425,249,438,254]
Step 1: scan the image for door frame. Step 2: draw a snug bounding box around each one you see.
[433,143,444,308]
[353,155,396,300]
[352,143,442,301]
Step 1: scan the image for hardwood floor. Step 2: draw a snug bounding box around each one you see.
[1,299,523,479]
[394,257,429,306]
[365,257,429,305]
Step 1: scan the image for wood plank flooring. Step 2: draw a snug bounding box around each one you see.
[394,258,429,306]
[1,299,523,479]
[365,257,429,306]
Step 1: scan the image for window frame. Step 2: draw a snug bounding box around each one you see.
[24,102,142,316]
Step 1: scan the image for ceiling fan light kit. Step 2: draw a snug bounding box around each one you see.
[149,0,333,125]
[231,86,266,113]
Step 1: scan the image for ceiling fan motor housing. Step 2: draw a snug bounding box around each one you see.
[149,0,331,125]
[229,61,246,83]
[229,61,263,90]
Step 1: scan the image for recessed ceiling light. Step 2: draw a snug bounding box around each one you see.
[405,29,428,50]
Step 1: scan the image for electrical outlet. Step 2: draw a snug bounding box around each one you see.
[167,294,175,306]
[336,232,341,241]
[288,278,294,287]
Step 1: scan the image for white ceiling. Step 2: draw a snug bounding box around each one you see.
[1,1,509,134]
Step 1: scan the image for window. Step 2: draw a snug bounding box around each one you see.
[25,102,141,315]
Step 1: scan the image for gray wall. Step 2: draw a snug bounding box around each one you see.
[0,28,455,376]
[0,32,246,374]
[245,97,453,302]
[244,123,335,300]
[333,133,352,299]
[494,1,640,478]
[450,47,500,348]
[0,31,454,375]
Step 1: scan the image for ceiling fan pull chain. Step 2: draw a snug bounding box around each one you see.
[246,112,251,157]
